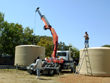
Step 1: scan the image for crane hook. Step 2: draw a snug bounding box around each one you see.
[35,7,40,12]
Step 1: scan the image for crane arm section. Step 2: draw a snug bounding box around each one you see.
[35,7,58,58]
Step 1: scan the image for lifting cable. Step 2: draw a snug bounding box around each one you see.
[33,13,36,45]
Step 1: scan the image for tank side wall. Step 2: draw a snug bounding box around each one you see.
[79,48,110,76]
[14,46,45,66]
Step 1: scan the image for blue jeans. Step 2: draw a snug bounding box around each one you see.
[85,40,89,47]
[36,69,40,78]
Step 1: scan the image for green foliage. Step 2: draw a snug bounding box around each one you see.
[32,35,52,45]
[0,12,4,53]
[58,42,79,58]
[0,12,4,24]
[102,44,110,47]
[0,12,33,58]
[58,42,66,50]
[0,12,79,60]
[37,37,53,57]
[22,27,33,44]
[71,46,79,58]
[0,21,23,57]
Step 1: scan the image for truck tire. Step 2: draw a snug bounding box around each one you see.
[27,70,33,75]
[56,69,60,75]
[71,67,74,73]
[48,70,54,76]
[59,67,62,72]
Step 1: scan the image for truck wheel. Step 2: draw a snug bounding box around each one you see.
[55,69,60,74]
[59,67,62,72]
[71,67,74,73]
[48,70,54,76]
[27,70,33,75]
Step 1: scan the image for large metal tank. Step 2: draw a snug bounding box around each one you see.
[14,45,45,67]
[79,47,110,76]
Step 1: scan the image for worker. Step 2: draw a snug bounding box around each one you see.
[34,56,42,79]
[83,31,89,48]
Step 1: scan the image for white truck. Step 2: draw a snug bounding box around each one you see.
[56,51,75,72]
[27,7,76,75]
[27,50,76,75]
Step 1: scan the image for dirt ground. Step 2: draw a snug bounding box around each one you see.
[0,69,71,83]
[58,74,110,83]
[1,69,110,83]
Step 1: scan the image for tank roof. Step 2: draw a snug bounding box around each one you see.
[16,45,44,48]
[80,47,110,50]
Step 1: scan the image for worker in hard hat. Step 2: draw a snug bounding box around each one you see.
[83,32,89,48]
[34,56,42,79]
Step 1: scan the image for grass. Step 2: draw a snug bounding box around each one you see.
[0,69,61,83]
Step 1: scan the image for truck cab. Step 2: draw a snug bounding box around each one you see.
[56,51,73,61]
[56,51,75,72]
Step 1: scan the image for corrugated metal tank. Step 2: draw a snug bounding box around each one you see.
[79,47,110,76]
[14,45,45,66]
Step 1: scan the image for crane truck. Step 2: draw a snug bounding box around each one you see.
[27,7,76,75]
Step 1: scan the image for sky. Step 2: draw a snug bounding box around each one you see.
[0,0,110,50]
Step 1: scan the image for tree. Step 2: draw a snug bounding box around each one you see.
[102,45,110,47]
[58,42,79,58]
[0,12,4,57]
[37,37,53,57]
[58,41,69,50]
[22,27,33,44]
[32,35,53,45]
[0,12,79,60]
[0,12,4,24]
[0,12,34,58]
[0,21,23,57]
[71,46,79,58]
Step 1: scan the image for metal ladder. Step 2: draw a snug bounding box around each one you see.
[85,49,92,76]
[74,47,88,76]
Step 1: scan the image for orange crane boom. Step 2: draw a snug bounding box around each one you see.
[35,7,58,58]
